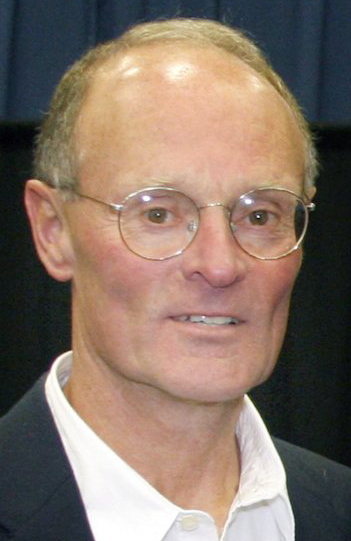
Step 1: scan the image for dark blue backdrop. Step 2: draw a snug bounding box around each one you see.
[1,0,350,123]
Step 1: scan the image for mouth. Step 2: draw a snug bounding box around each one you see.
[173,315,241,326]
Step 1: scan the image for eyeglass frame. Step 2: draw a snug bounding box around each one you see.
[69,185,315,261]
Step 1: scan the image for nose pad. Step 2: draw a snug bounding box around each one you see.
[187,220,198,233]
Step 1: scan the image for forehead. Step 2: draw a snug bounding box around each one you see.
[76,44,305,195]
[80,43,285,123]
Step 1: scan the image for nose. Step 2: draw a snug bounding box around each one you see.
[180,205,250,287]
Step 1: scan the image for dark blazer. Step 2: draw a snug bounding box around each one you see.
[1,377,351,540]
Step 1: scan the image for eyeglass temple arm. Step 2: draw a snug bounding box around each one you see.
[74,191,124,212]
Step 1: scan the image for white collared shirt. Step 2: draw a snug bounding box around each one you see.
[45,352,294,541]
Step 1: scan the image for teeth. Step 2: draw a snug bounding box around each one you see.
[175,315,240,325]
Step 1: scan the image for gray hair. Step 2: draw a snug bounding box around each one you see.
[34,18,317,194]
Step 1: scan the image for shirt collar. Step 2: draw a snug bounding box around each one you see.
[235,397,290,507]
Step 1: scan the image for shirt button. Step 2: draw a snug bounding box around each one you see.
[181,515,199,531]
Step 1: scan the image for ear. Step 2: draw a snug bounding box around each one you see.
[24,180,74,282]
[306,185,317,201]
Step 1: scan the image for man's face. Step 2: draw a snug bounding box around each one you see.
[63,45,306,403]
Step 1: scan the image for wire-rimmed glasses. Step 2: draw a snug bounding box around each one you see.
[72,185,315,260]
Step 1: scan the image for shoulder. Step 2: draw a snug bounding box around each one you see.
[1,374,47,432]
[274,438,351,540]
[0,375,60,471]
[0,375,51,461]
[0,376,92,540]
[275,437,351,493]
[0,375,67,511]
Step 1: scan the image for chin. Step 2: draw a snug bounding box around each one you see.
[158,374,266,405]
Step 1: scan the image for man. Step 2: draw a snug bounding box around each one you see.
[1,18,350,541]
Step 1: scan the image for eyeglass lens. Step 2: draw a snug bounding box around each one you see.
[118,188,308,260]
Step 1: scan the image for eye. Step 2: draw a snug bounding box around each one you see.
[147,207,169,224]
[249,209,270,225]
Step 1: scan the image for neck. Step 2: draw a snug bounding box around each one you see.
[64,353,244,530]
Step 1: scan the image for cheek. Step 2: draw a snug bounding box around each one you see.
[275,251,302,297]
[244,253,302,386]
[254,251,302,321]
[69,215,163,316]
[264,252,302,340]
